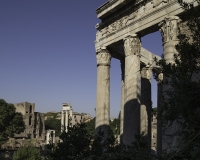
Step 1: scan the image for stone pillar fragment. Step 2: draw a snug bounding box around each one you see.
[95,47,111,140]
[120,59,125,143]
[159,16,181,151]
[141,67,152,150]
[123,34,141,145]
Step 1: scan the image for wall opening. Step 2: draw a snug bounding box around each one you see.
[30,105,32,113]
[29,116,32,125]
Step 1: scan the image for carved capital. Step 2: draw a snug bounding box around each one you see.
[96,47,111,66]
[141,67,152,80]
[157,73,163,83]
[159,16,181,44]
[123,34,141,57]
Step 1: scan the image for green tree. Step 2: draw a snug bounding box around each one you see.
[155,5,200,159]
[48,123,93,160]
[0,99,25,146]
[12,146,41,160]
[110,118,120,136]
[47,122,155,160]
[45,118,61,136]
[85,117,95,136]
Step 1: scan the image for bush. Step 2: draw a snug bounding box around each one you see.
[12,146,41,160]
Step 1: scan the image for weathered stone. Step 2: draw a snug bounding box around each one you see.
[95,47,111,140]
[123,34,141,145]
[141,67,152,149]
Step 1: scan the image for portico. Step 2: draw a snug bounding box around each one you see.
[94,0,197,152]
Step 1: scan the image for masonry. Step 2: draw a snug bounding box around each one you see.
[94,0,199,152]
[2,102,46,149]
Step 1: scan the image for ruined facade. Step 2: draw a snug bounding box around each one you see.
[2,102,46,149]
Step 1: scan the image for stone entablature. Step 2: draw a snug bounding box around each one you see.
[95,0,198,50]
[96,0,132,19]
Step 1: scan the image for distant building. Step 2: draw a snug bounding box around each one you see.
[61,103,92,133]
[2,102,45,149]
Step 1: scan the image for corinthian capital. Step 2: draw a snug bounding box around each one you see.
[123,34,141,57]
[96,47,111,66]
[159,16,181,44]
[141,67,152,80]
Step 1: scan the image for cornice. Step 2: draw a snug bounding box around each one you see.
[96,0,118,14]
[96,0,133,19]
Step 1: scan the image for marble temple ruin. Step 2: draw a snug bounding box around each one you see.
[94,0,198,153]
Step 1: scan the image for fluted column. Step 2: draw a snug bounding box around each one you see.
[123,34,141,145]
[159,16,181,151]
[120,59,125,143]
[95,47,111,140]
[61,111,64,132]
[141,67,152,150]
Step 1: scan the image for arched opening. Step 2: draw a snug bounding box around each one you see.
[29,116,32,125]
[29,105,32,113]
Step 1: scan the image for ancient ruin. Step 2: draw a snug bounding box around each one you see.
[94,0,198,152]
[2,102,46,150]
[61,103,92,132]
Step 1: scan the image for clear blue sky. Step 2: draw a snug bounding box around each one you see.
[0,0,162,117]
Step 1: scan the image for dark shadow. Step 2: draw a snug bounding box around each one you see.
[122,99,141,145]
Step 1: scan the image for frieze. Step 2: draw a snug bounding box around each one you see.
[96,0,176,41]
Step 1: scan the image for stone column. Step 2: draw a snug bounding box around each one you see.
[159,16,181,151]
[159,16,181,64]
[53,131,55,143]
[123,34,141,145]
[141,67,152,150]
[156,73,163,154]
[95,47,111,140]
[120,59,125,143]
[65,111,68,132]
[61,111,64,132]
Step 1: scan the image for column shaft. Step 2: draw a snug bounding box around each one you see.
[123,35,141,145]
[95,48,111,140]
[157,73,163,154]
[120,59,125,143]
[65,111,68,132]
[141,67,152,150]
[159,16,181,151]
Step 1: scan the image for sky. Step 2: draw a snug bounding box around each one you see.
[0,0,163,118]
